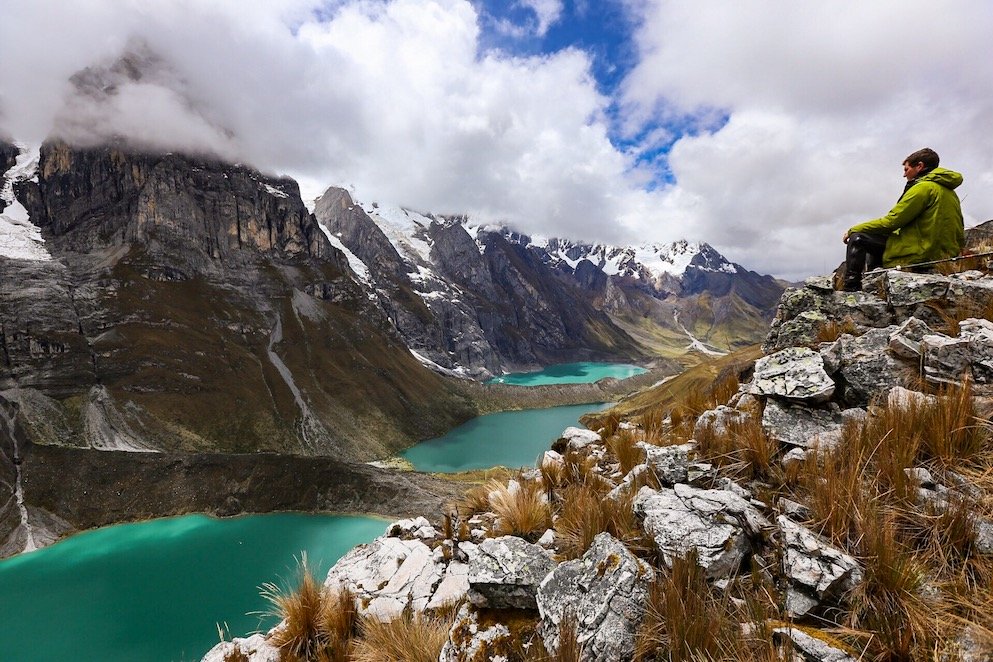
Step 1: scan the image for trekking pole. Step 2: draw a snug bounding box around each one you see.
[863,250,993,277]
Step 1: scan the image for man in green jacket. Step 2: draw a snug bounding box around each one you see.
[841,148,964,291]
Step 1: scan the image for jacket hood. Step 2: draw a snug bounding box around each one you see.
[919,167,964,190]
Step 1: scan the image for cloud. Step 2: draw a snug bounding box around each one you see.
[622,0,993,278]
[0,0,666,249]
[518,0,564,37]
[3,0,991,280]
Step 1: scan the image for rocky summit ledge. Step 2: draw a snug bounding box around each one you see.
[201,267,993,661]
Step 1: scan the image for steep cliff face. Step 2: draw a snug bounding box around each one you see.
[1,142,474,461]
[316,187,648,376]
[0,396,19,554]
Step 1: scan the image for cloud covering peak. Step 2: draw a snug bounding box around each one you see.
[1,0,992,280]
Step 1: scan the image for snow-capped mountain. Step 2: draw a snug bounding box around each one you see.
[314,186,785,375]
[314,187,644,378]
[538,238,737,282]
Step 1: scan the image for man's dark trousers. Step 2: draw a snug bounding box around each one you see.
[844,232,888,290]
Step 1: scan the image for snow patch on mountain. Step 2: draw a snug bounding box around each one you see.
[1,144,51,262]
[536,237,739,281]
[361,203,435,265]
[317,222,372,286]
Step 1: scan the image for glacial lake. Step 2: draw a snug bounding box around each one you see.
[0,513,386,662]
[486,361,646,386]
[401,401,611,472]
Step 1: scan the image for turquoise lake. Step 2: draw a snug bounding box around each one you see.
[0,513,385,662]
[401,401,610,472]
[486,361,646,386]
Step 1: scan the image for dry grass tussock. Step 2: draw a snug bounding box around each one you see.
[694,414,780,484]
[640,370,742,446]
[605,428,645,475]
[350,610,453,662]
[815,316,858,343]
[488,476,553,542]
[261,554,357,662]
[553,479,651,560]
[633,551,784,662]
[786,385,993,659]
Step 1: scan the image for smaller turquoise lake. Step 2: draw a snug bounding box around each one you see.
[401,402,610,472]
[486,362,646,386]
[0,513,385,662]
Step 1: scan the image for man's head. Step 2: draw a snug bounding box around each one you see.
[903,148,940,179]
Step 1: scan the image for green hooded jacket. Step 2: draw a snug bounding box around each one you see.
[848,167,965,268]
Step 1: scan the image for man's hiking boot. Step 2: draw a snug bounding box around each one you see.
[840,280,861,292]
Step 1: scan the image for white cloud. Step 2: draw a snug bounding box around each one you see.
[519,0,564,37]
[4,0,991,280]
[0,0,665,250]
[622,0,993,279]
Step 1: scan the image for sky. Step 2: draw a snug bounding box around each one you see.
[1,0,992,280]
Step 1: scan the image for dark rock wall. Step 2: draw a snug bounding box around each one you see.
[30,140,334,270]
[1,142,476,460]
[0,396,20,552]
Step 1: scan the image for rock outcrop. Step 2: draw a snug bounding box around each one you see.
[536,532,654,661]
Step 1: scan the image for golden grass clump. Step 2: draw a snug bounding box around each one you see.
[553,480,650,560]
[848,513,939,661]
[639,406,668,443]
[633,550,775,662]
[350,611,452,662]
[916,382,990,467]
[546,612,584,662]
[262,554,357,662]
[221,645,250,662]
[606,428,645,475]
[489,478,553,541]
[694,414,779,484]
[815,316,859,343]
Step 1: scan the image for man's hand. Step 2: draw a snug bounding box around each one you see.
[843,231,850,244]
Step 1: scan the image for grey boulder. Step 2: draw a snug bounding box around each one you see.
[536,532,654,661]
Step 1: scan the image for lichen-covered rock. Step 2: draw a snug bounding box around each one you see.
[694,405,747,438]
[820,327,907,404]
[924,317,993,388]
[922,333,974,387]
[748,347,835,403]
[439,603,515,662]
[887,386,938,410]
[201,634,280,662]
[885,271,951,308]
[763,283,892,352]
[537,533,654,661]
[467,536,556,609]
[762,399,843,449]
[778,516,863,617]
[888,317,938,359]
[772,627,857,662]
[640,441,692,486]
[386,515,438,540]
[324,536,462,621]
[557,426,602,452]
[633,484,770,579]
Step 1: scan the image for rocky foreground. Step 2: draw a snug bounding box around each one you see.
[205,268,993,661]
